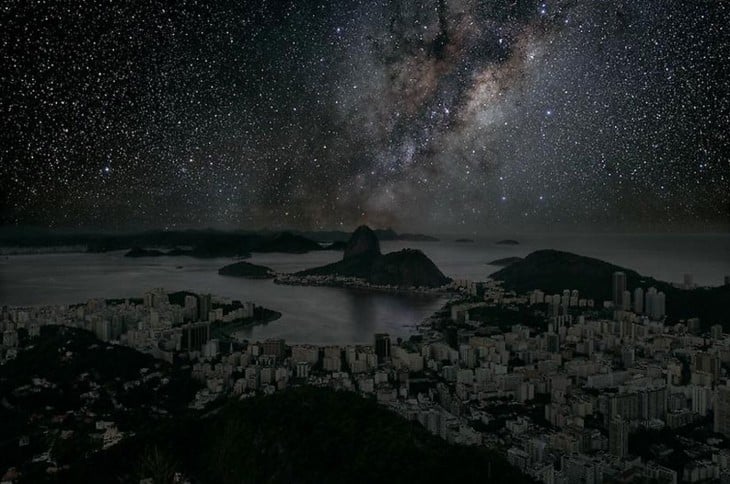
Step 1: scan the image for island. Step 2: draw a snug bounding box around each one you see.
[278,225,451,290]
[496,239,519,245]
[455,238,474,243]
[486,256,523,266]
[124,247,166,257]
[218,261,275,279]
[124,244,253,259]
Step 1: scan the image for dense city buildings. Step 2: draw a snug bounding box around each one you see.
[2,270,729,483]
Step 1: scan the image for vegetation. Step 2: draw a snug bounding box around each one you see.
[64,387,534,483]
[0,326,199,479]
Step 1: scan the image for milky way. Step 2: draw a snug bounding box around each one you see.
[1,0,728,232]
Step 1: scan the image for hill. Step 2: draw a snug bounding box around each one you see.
[65,387,532,483]
[297,226,450,288]
[218,261,275,278]
[344,225,381,259]
[0,326,199,479]
[369,249,450,287]
[490,250,730,327]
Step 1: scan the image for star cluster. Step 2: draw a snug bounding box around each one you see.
[1,0,728,231]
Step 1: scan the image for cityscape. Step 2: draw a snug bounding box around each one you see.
[1,0,728,483]
[2,231,730,482]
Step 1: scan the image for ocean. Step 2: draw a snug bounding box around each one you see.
[1,234,727,343]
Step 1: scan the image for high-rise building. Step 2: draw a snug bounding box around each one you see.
[711,324,723,340]
[645,287,657,317]
[640,387,667,420]
[715,385,730,438]
[612,272,627,307]
[374,333,391,364]
[621,347,635,369]
[683,273,694,289]
[263,338,286,359]
[622,290,631,311]
[182,321,211,351]
[198,293,211,321]
[547,332,560,353]
[693,351,721,383]
[296,361,309,379]
[650,291,666,320]
[633,287,644,314]
[644,287,666,320]
[184,295,198,321]
[609,417,630,459]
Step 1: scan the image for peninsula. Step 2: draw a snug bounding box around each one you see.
[278,226,450,290]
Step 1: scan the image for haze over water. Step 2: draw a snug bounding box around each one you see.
[1,234,728,344]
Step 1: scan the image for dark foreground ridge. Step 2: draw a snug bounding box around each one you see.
[297,226,450,288]
[67,387,532,484]
[0,326,199,482]
[491,249,730,326]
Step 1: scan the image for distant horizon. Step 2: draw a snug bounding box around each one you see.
[1,223,730,241]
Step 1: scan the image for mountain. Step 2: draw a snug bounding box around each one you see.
[218,261,275,278]
[66,387,532,483]
[490,249,730,327]
[298,226,450,288]
[344,225,381,259]
[369,249,450,287]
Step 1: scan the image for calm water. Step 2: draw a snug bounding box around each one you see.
[1,234,728,343]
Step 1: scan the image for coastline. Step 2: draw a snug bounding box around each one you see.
[273,274,454,297]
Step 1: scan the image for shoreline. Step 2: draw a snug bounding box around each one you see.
[273,274,455,297]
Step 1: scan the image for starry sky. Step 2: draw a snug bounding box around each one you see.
[1,0,728,232]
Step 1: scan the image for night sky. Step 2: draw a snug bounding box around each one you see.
[1,0,728,232]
